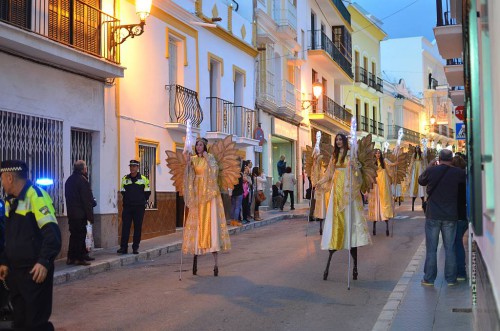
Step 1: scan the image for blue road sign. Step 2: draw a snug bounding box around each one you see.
[456,123,466,140]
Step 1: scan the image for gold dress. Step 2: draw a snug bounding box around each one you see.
[368,160,394,222]
[183,154,231,255]
[408,157,425,198]
[311,155,330,219]
[321,156,371,251]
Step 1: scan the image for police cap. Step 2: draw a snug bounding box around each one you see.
[129,159,140,166]
[0,160,29,178]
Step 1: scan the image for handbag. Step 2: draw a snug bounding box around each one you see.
[256,191,267,203]
[423,166,450,212]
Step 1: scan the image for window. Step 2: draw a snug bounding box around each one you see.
[332,26,352,62]
[0,110,64,214]
[168,39,178,85]
[71,129,93,184]
[138,143,157,209]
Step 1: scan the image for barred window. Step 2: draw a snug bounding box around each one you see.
[138,144,157,209]
[0,110,64,214]
[71,129,92,183]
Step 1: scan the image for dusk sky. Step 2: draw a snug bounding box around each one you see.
[352,0,437,42]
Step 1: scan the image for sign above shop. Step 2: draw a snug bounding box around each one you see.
[272,118,297,141]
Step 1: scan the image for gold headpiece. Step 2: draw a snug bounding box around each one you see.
[196,137,208,145]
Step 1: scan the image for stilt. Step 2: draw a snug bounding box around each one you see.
[412,197,416,211]
[398,197,402,206]
[421,197,425,210]
[385,220,389,236]
[319,219,324,235]
[192,255,198,275]
[323,250,336,280]
[212,252,218,277]
[372,222,376,236]
[350,247,358,280]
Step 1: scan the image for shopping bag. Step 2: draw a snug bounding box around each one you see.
[85,222,94,252]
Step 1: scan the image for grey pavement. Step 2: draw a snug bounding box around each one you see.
[54,199,473,330]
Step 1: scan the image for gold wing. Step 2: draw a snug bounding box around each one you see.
[210,135,241,190]
[386,151,409,185]
[304,145,314,178]
[426,148,437,164]
[320,143,334,168]
[165,149,187,196]
[357,134,378,193]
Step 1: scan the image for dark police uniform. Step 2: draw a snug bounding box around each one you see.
[119,160,151,254]
[1,178,61,330]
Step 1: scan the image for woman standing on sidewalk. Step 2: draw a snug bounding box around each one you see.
[182,138,231,277]
[253,167,266,221]
[368,149,395,236]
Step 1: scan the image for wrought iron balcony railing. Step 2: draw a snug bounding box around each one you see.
[429,77,438,90]
[447,58,463,65]
[318,95,352,127]
[355,66,368,85]
[369,118,377,135]
[436,0,458,26]
[207,97,234,134]
[359,115,368,132]
[310,30,353,78]
[234,106,257,139]
[377,122,384,137]
[0,0,121,63]
[165,84,203,128]
[387,125,421,144]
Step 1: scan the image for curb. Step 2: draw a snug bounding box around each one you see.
[54,211,308,285]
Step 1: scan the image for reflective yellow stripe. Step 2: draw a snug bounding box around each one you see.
[11,187,58,228]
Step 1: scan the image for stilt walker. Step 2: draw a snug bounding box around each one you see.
[166,125,240,279]
[319,126,377,288]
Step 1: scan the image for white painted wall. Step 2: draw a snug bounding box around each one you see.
[0,52,118,214]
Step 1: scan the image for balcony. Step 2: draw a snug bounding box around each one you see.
[449,86,464,106]
[276,80,299,119]
[308,30,353,83]
[428,77,439,90]
[0,0,124,79]
[309,95,351,131]
[164,84,203,134]
[387,125,421,144]
[331,0,351,24]
[430,124,453,138]
[368,73,384,93]
[377,122,384,137]
[433,0,463,59]
[354,66,368,86]
[369,119,378,135]
[445,58,464,86]
[273,0,297,39]
[358,115,368,132]
[206,97,260,146]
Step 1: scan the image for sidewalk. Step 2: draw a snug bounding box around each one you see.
[53,202,311,285]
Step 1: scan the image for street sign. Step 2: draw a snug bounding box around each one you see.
[456,123,466,140]
[455,106,465,121]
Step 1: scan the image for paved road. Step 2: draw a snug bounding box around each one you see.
[52,213,425,331]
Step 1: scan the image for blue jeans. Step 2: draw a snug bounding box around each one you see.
[424,219,457,284]
[230,195,243,220]
[455,220,468,278]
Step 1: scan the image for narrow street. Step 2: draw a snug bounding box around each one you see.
[51,206,425,331]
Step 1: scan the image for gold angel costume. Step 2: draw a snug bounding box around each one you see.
[408,154,425,198]
[319,155,372,251]
[306,143,333,220]
[368,159,395,222]
[182,154,231,255]
[166,136,240,256]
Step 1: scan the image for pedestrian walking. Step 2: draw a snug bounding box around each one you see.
[418,149,466,286]
[0,160,62,330]
[118,160,151,255]
[65,160,95,266]
[280,167,296,211]
[252,167,266,221]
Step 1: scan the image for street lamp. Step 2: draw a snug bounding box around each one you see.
[425,114,437,132]
[112,0,152,46]
[301,81,323,110]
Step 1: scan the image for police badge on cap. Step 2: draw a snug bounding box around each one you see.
[129,159,140,166]
[0,160,28,176]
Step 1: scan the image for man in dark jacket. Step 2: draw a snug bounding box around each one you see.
[65,160,95,265]
[418,149,465,286]
[0,160,62,330]
[118,160,151,254]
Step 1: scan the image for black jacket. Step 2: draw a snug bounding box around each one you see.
[418,164,466,221]
[65,170,94,223]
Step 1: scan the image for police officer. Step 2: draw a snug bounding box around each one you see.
[118,160,151,254]
[0,160,62,330]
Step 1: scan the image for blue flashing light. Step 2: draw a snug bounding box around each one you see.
[36,178,54,186]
